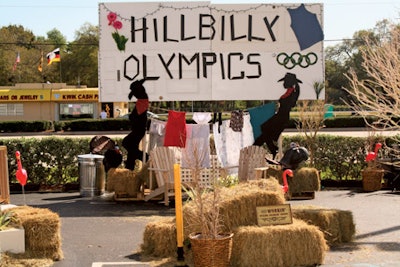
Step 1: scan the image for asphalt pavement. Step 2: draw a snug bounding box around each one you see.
[5,188,400,267]
[3,128,400,266]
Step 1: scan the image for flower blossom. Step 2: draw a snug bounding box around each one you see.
[107,12,117,25]
[113,20,123,30]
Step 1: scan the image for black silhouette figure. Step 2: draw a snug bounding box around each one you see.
[122,79,150,170]
[254,73,302,158]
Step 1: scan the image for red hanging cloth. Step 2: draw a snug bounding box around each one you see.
[163,110,187,148]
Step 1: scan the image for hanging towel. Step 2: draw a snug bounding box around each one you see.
[213,114,254,168]
[148,119,166,150]
[164,110,187,148]
[229,110,244,132]
[181,124,210,168]
[193,112,212,124]
[248,103,276,140]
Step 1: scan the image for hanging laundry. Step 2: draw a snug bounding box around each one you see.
[164,110,187,148]
[148,119,166,151]
[192,112,212,124]
[248,103,276,140]
[213,114,254,169]
[229,110,244,132]
[213,112,222,133]
[181,124,211,168]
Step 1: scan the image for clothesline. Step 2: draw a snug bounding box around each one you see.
[146,102,277,170]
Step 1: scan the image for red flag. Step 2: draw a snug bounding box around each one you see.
[46,48,60,65]
[12,52,20,71]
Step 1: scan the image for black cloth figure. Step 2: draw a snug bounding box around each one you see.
[122,79,149,170]
[254,73,302,158]
[279,143,309,170]
[103,147,123,172]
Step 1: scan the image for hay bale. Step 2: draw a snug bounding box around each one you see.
[106,168,142,197]
[183,178,285,235]
[230,219,328,267]
[141,179,284,259]
[266,167,320,194]
[9,206,63,261]
[292,205,355,245]
[291,167,320,193]
[140,217,177,258]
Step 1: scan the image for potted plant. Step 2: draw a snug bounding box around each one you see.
[362,140,384,192]
[182,145,233,267]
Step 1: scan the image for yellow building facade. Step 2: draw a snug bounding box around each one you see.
[0,83,128,121]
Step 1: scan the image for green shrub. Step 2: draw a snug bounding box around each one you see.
[0,134,387,186]
[0,137,122,185]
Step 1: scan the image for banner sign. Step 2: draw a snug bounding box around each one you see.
[99,2,324,102]
[51,89,99,102]
[0,89,98,103]
[0,89,51,102]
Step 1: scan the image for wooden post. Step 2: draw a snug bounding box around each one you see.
[0,146,10,204]
[174,163,188,266]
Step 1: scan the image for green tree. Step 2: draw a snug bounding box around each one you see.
[0,25,38,85]
[61,23,99,87]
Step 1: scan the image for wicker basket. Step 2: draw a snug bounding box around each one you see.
[362,168,384,192]
[189,233,233,267]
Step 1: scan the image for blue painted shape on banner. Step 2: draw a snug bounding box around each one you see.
[248,102,276,140]
[287,4,324,51]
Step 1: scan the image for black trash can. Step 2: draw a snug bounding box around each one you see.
[78,154,105,197]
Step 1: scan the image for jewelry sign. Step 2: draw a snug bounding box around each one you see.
[99,2,324,102]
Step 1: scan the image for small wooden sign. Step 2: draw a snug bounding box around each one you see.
[256,204,293,226]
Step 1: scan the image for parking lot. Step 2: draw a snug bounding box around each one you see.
[6,188,400,267]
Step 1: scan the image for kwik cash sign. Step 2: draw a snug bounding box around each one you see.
[99,2,324,102]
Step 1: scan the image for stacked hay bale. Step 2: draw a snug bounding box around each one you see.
[266,167,320,196]
[140,217,177,258]
[141,179,329,266]
[106,163,153,198]
[292,205,355,245]
[9,206,63,261]
[106,168,142,198]
[230,219,327,267]
[183,178,284,234]
[141,179,283,258]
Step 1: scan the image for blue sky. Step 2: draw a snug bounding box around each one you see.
[1,0,399,47]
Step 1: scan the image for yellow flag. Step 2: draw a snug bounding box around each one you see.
[38,51,43,72]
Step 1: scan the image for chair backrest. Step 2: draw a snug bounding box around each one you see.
[238,145,267,181]
[150,146,175,187]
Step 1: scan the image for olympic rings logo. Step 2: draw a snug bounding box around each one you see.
[276,52,318,69]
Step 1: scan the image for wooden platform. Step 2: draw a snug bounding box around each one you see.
[113,189,163,202]
[288,191,315,200]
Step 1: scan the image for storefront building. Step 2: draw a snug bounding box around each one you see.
[0,83,128,121]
